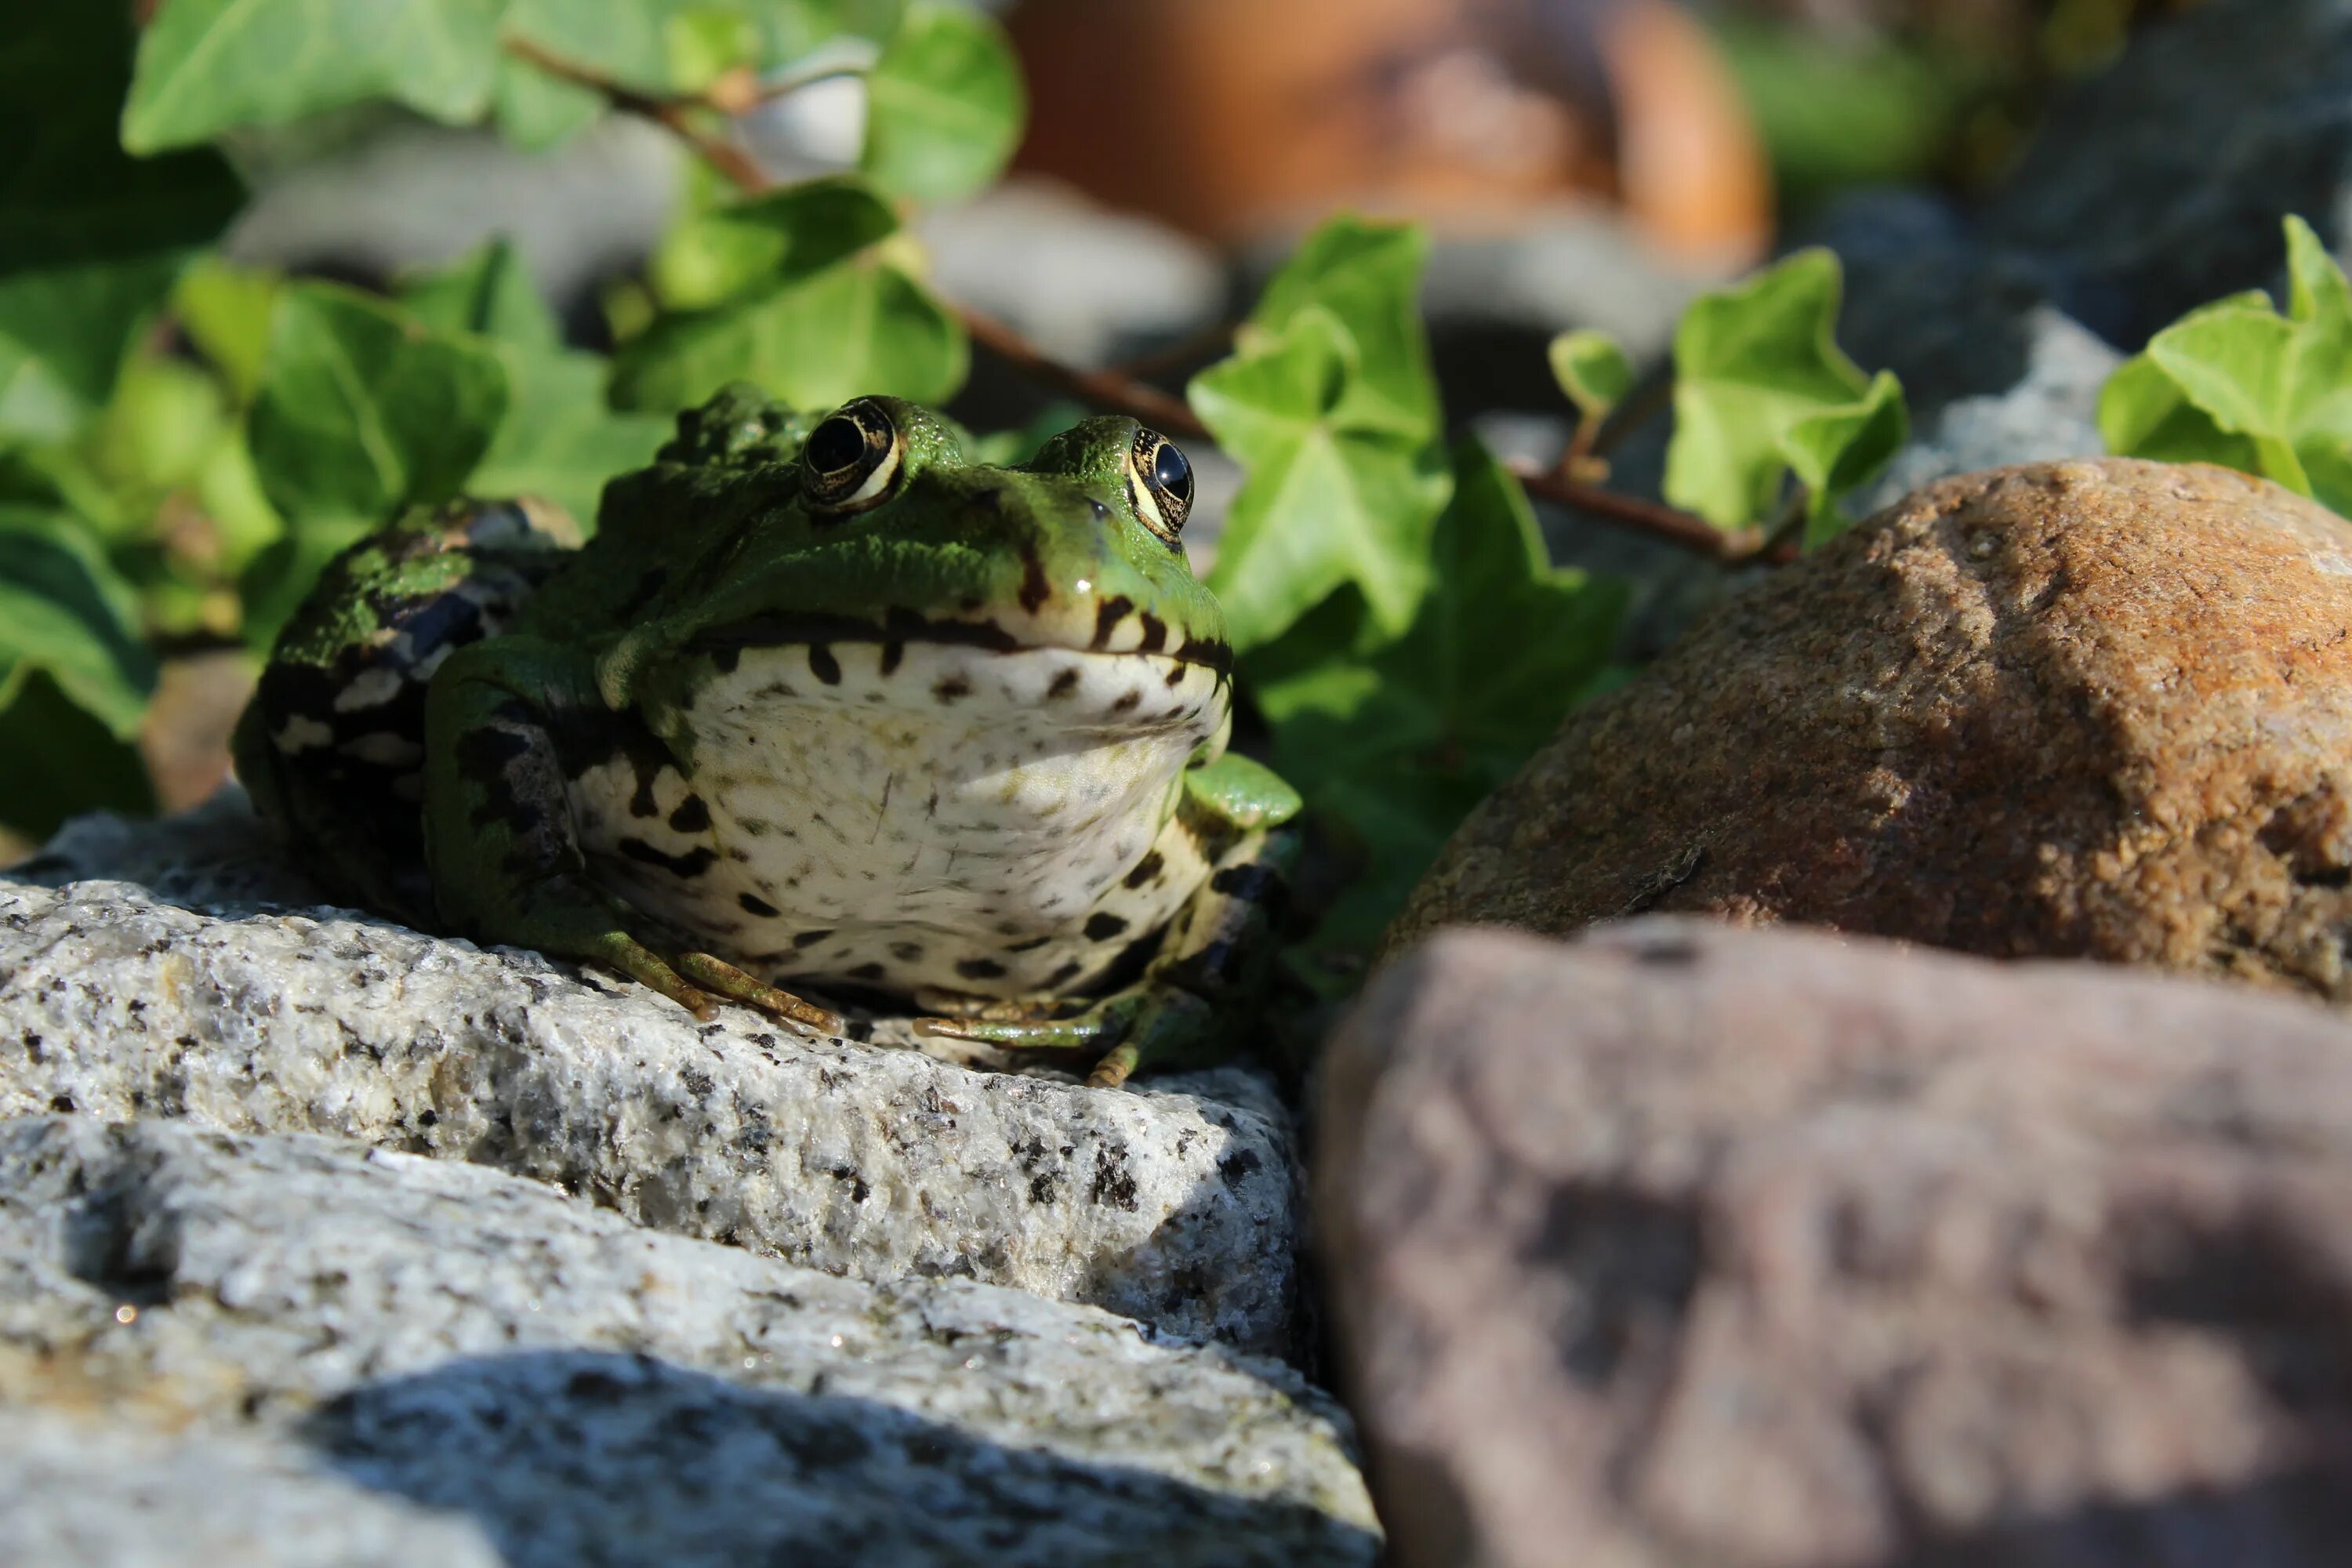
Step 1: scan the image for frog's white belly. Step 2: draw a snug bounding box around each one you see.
[566,640,1227,1000]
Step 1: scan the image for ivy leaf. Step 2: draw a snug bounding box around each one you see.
[1247,440,1626,948]
[0,511,158,740]
[400,244,667,524]
[123,0,507,154]
[2102,218,2352,514]
[613,179,963,413]
[1192,307,1450,651]
[1548,328,1634,423]
[1785,369,1906,548]
[1247,219,1441,440]
[862,1,1025,202]
[1665,247,1904,530]
[249,282,510,527]
[0,9,241,442]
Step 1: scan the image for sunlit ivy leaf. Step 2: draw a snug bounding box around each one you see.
[1192,307,1450,650]
[650,176,905,310]
[174,261,282,406]
[490,54,605,151]
[249,283,510,526]
[1548,328,1634,423]
[0,512,158,740]
[1785,369,1906,549]
[1247,440,1626,948]
[614,180,962,412]
[2101,218,2352,514]
[123,0,507,153]
[0,9,241,442]
[862,2,1025,202]
[399,244,667,524]
[1247,219,1440,441]
[1665,247,1904,530]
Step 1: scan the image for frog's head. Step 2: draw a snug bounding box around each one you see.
[650,391,1227,674]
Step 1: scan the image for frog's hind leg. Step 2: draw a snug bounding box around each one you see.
[916,826,1298,1089]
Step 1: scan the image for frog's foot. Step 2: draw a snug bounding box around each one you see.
[674,951,846,1035]
[585,933,843,1035]
[915,989,1214,1090]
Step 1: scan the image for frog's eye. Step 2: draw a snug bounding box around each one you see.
[800,398,904,513]
[1125,429,1194,548]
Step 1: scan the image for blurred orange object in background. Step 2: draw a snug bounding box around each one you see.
[1007,0,1772,263]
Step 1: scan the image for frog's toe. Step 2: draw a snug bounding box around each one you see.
[590,933,720,1022]
[674,951,846,1035]
[912,1008,1127,1051]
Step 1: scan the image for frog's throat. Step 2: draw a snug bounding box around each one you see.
[685,606,1234,678]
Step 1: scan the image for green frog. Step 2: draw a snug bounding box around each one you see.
[234,385,1300,1089]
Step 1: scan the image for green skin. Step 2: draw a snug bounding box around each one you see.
[236,386,1301,1088]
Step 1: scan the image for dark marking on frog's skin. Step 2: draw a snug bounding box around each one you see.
[848,962,887,981]
[1123,851,1164,888]
[739,892,780,918]
[1004,934,1053,952]
[1136,613,1167,654]
[1109,691,1141,714]
[1047,669,1080,701]
[1018,550,1051,615]
[1046,960,1084,988]
[692,609,1024,659]
[669,797,711,834]
[1084,913,1129,942]
[956,957,1006,981]
[619,838,719,878]
[932,675,971,704]
[1163,666,1186,688]
[1211,863,1285,905]
[1091,597,1135,650]
[712,646,741,675]
[793,928,834,949]
[891,942,924,963]
[880,641,904,675]
[808,644,842,685]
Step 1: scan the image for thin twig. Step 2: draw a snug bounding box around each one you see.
[504,34,1763,567]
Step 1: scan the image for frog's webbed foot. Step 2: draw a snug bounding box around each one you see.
[673,950,845,1034]
[916,988,1214,1090]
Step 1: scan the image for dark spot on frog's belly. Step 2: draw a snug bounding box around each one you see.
[1083,913,1129,942]
[668,796,711,833]
[618,838,718,878]
[956,956,1007,980]
[1123,851,1164,888]
[1091,596,1134,649]
[1047,669,1080,700]
[808,644,842,685]
[739,892,780,918]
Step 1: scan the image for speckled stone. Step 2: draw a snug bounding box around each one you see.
[0,1115,1379,1566]
[1392,459,2352,1011]
[0,795,1304,1352]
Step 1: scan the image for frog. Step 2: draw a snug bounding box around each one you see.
[234,384,1301,1089]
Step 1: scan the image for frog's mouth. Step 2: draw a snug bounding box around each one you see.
[688,605,1232,677]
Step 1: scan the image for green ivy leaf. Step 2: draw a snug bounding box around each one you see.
[0,512,158,740]
[1247,219,1441,441]
[123,0,508,153]
[1785,368,1906,548]
[1192,307,1450,651]
[862,1,1025,203]
[1248,439,1626,948]
[1548,328,1634,423]
[401,244,668,524]
[1664,247,1904,530]
[613,180,963,412]
[0,9,241,443]
[2103,218,2352,513]
[249,282,510,527]
[173,261,282,406]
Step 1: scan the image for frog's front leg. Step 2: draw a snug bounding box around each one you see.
[919,755,1301,1089]
[423,637,843,1034]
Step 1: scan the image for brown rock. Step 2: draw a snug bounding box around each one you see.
[1319,919,2352,1568]
[1389,459,2352,1007]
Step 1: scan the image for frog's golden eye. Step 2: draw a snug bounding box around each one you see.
[1126,429,1193,548]
[801,398,904,513]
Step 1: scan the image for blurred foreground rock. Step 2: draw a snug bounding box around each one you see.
[0,1116,1376,1566]
[1322,919,2352,1568]
[1394,459,2352,1011]
[2,794,1304,1354]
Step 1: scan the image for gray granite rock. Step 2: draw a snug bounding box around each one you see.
[0,1410,499,1568]
[1857,306,2121,514]
[0,797,1304,1353]
[0,1115,1379,1566]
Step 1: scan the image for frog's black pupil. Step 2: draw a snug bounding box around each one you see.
[1152,441,1192,504]
[805,416,865,475]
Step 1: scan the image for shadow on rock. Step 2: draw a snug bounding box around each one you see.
[299,1349,1382,1568]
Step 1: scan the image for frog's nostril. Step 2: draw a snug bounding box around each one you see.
[1088,499,1112,523]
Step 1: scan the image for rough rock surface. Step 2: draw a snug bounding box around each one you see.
[0,1115,1378,1566]
[0,1410,500,1568]
[1,796,1303,1352]
[1322,919,2352,1568]
[1392,459,2352,1011]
